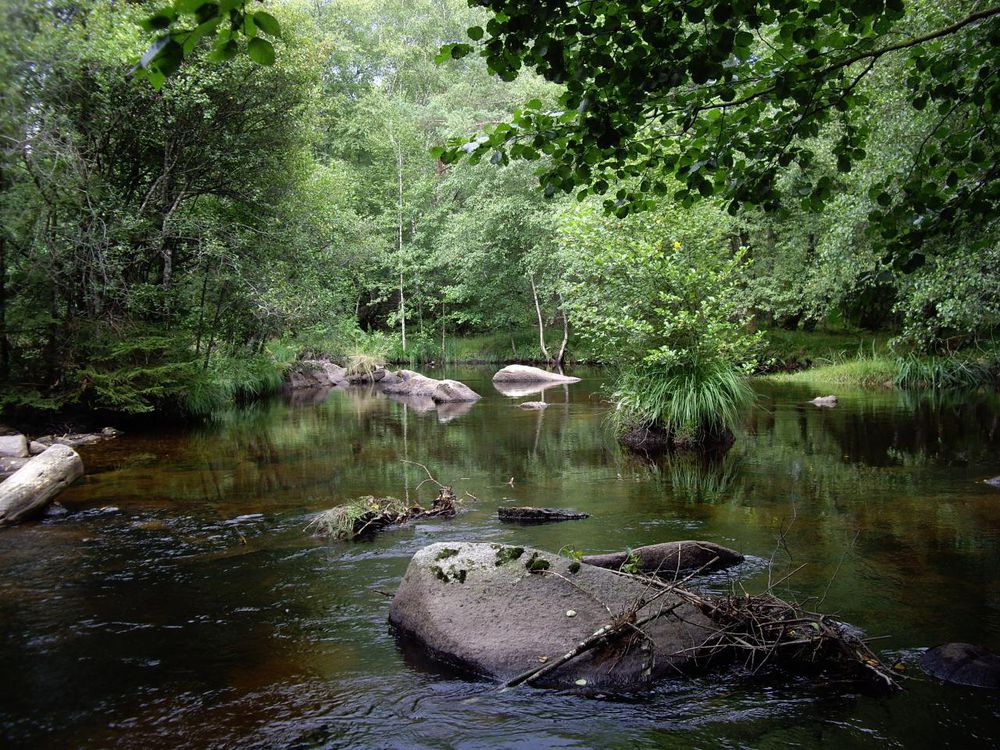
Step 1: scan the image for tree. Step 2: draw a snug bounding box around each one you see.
[435,1,998,254]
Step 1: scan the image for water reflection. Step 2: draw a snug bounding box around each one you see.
[0,370,998,749]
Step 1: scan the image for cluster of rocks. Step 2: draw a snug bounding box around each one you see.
[283,362,584,419]
[0,427,119,480]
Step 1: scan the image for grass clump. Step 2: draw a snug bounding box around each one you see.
[611,361,754,450]
[306,496,414,540]
[894,351,1000,390]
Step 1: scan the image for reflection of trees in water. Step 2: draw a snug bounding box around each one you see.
[750,388,1000,469]
[618,449,744,505]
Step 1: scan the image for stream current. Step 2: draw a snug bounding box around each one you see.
[1,367,998,748]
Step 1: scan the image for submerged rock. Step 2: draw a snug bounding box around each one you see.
[518,401,548,410]
[380,370,480,403]
[581,541,743,578]
[497,506,589,523]
[810,395,838,407]
[921,643,1000,688]
[389,542,716,689]
[620,424,735,454]
[492,365,581,384]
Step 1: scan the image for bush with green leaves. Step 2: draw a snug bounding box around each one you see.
[557,198,759,445]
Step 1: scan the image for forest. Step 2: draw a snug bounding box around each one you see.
[2,3,1000,747]
[0,0,998,436]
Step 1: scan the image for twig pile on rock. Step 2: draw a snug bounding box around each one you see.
[675,588,900,689]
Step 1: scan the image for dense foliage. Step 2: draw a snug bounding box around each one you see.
[1,0,997,425]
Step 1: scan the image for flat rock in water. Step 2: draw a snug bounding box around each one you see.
[54,433,103,447]
[498,506,589,523]
[518,401,548,410]
[810,395,838,407]
[492,365,580,384]
[582,541,743,578]
[921,643,1000,688]
[389,542,715,689]
[381,370,480,403]
[0,435,28,458]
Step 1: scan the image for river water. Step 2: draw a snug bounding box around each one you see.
[1,368,998,749]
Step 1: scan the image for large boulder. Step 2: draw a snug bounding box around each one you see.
[921,643,1000,688]
[381,370,480,403]
[0,444,84,526]
[286,360,347,389]
[389,542,716,689]
[492,365,581,384]
[582,541,743,578]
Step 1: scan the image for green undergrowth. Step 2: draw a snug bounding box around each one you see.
[765,346,1000,390]
[760,328,892,369]
[384,330,598,366]
[764,355,898,388]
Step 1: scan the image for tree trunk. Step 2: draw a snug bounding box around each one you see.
[394,138,407,353]
[554,292,569,368]
[0,234,8,381]
[0,445,84,527]
[529,274,550,363]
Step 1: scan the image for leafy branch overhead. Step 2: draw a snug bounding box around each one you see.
[137,0,281,87]
[435,1,999,250]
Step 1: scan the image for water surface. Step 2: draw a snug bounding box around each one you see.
[1,368,998,748]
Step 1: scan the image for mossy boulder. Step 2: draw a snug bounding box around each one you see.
[389,542,716,690]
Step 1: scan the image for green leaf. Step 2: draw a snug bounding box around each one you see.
[141,12,175,32]
[247,37,275,66]
[467,25,484,41]
[173,0,209,12]
[254,11,281,38]
[208,38,239,62]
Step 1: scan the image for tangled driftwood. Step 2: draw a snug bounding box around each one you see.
[507,561,902,691]
[307,487,457,540]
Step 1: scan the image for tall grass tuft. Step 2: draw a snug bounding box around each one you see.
[610,361,754,445]
[894,352,999,390]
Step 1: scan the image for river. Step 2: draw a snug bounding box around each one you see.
[1,368,998,748]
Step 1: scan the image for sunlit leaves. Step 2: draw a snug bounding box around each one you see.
[136,1,282,87]
[435,0,998,248]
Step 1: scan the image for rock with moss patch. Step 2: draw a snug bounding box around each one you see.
[389,542,716,690]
